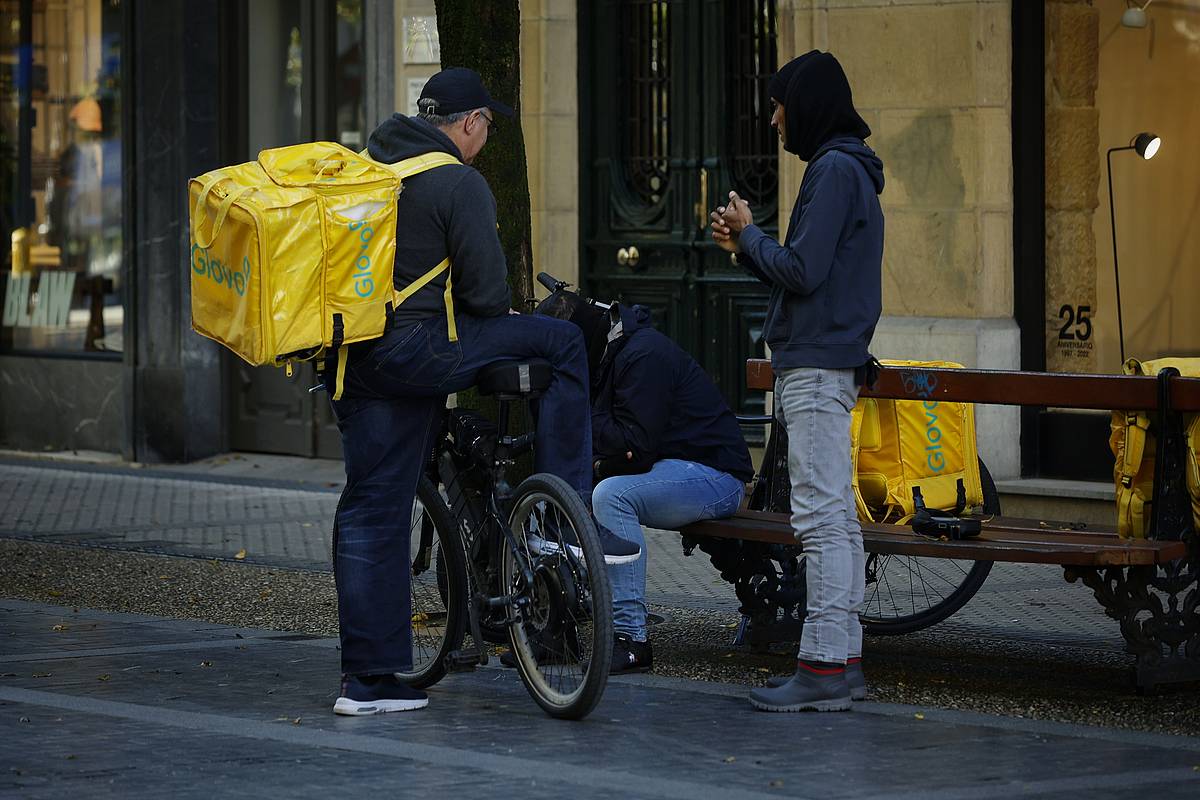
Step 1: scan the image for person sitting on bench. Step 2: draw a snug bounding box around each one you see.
[536,291,754,673]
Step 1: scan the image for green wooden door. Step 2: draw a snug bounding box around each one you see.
[581,0,779,425]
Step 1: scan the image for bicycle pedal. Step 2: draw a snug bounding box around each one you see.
[446,649,486,671]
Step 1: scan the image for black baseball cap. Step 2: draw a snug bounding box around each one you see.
[418,67,514,117]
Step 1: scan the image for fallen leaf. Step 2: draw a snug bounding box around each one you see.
[48,590,63,597]
[259,589,272,600]
[723,756,736,764]
[51,624,67,632]
[199,661,213,668]
[769,780,784,788]
[914,713,925,720]
[234,549,247,560]
[757,667,771,673]
[97,674,110,682]
[292,717,302,725]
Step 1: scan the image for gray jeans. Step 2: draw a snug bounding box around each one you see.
[776,366,865,663]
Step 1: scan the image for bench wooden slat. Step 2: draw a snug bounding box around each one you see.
[745,359,1200,412]
[679,509,1187,566]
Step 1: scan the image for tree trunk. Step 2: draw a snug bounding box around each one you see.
[434,0,533,309]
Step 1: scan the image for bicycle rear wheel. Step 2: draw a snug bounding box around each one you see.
[502,473,612,720]
[859,459,998,634]
[395,476,467,688]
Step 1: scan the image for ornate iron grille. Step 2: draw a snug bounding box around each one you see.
[619,0,671,206]
[726,0,777,219]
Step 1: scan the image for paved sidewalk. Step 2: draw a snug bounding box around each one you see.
[0,455,1129,649]
[2,599,1198,799]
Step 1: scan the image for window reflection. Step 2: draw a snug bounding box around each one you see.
[2,0,125,354]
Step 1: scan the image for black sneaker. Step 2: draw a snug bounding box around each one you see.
[610,633,652,674]
[527,518,641,565]
[765,658,867,700]
[749,662,852,712]
[333,674,429,716]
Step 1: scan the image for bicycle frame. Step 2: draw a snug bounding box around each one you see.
[431,398,542,666]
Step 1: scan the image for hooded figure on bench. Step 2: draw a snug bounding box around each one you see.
[535,291,754,673]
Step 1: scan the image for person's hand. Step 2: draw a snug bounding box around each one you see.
[710,208,739,254]
[711,192,752,254]
[722,191,753,233]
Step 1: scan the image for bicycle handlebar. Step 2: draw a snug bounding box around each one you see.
[537,272,569,294]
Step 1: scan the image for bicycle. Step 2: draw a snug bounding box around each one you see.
[394,353,613,719]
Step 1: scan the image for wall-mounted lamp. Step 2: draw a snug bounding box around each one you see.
[1107,131,1161,364]
[1122,1,1154,29]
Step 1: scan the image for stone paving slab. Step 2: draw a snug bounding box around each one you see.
[1,601,1198,799]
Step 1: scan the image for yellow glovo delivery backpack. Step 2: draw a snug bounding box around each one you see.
[850,360,986,522]
[1109,357,1200,539]
[188,141,460,398]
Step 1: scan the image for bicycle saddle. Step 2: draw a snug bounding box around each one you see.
[476,359,553,397]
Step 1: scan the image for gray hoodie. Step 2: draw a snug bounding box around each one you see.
[366,114,510,326]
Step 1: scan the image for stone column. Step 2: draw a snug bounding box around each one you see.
[1044,0,1100,372]
[129,1,224,462]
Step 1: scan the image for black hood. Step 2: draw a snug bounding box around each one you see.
[768,51,870,162]
[367,114,463,163]
[534,291,612,379]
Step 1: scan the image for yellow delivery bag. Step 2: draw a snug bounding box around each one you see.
[851,359,985,522]
[1109,357,1200,538]
[188,141,459,368]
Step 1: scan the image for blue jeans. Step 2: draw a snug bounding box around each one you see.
[775,366,864,664]
[593,459,745,641]
[329,312,592,675]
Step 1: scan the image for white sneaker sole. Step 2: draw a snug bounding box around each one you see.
[333,696,429,716]
[526,534,641,566]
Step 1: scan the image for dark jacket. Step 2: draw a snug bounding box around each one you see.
[738,136,884,370]
[592,304,755,483]
[366,114,510,326]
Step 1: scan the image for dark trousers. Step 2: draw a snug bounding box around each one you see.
[328,312,592,675]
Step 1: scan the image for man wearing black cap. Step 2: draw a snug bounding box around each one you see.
[711,51,884,712]
[325,67,638,716]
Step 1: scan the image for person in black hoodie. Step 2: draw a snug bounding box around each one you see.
[326,68,638,717]
[536,292,754,673]
[711,51,884,712]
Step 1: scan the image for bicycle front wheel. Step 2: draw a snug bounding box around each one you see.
[395,476,467,688]
[502,473,612,720]
[859,458,998,635]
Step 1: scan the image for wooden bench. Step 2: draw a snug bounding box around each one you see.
[679,359,1200,691]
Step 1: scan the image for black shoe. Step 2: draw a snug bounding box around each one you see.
[749,662,852,712]
[765,658,867,700]
[610,633,653,674]
[528,518,641,565]
[333,674,429,716]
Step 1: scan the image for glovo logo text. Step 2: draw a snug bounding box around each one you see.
[923,400,945,473]
[349,220,375,298]
[192,244,250,297]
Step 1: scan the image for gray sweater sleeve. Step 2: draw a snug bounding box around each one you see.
[445,169,511,317]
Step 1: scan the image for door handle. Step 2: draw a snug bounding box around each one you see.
[694,167,708,230]
[617,246,640,268]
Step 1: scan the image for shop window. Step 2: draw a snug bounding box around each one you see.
[1,0,124,355]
